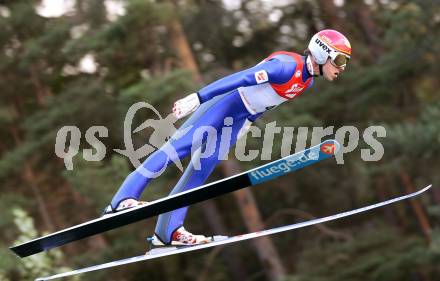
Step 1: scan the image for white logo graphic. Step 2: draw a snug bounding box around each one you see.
[249,151,319,181]
[255,70,269,84]
[54,101,387,171]
[285,83,304,98]
[114,102,192,178]
[295,70,301,78]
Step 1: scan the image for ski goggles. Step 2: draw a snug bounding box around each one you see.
[330,53,350,68]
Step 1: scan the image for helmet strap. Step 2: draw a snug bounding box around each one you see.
[306,55,320,77]
[319,64,323,76]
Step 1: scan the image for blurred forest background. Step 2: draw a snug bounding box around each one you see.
[1,0,440,280]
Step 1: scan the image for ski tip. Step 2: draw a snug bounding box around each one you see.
[422,184,432,192]
[412,184,432,197]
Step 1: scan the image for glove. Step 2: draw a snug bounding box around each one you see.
[172,93,201,119]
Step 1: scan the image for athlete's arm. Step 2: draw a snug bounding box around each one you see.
[197,59,296,102]
[172,59,296,119]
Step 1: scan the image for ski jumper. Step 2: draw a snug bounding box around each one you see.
[110,52,314,243]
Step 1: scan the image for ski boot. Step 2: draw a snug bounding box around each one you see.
[101,198,150,217]
[146,227,219,254]
[150,226,212,246]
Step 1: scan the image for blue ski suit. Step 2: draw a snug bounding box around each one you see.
[110,51,314,243]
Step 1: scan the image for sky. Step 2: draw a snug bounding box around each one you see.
[34,0,312,72]
[37,0,290,18]
[37,0,324,19]
[36,0,126,73]
[36,0,75,17]
[37,0,125,19]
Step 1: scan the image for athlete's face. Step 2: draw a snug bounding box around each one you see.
[322,59,345,81]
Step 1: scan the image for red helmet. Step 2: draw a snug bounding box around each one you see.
[308,29,352,67]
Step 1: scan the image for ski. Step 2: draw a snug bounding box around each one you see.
[35,184,432,281]
[11,140,340,258]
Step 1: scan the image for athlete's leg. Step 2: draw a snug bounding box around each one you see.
[110,147,183,209]
[110,93,232,210]
[154,98,250,243]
